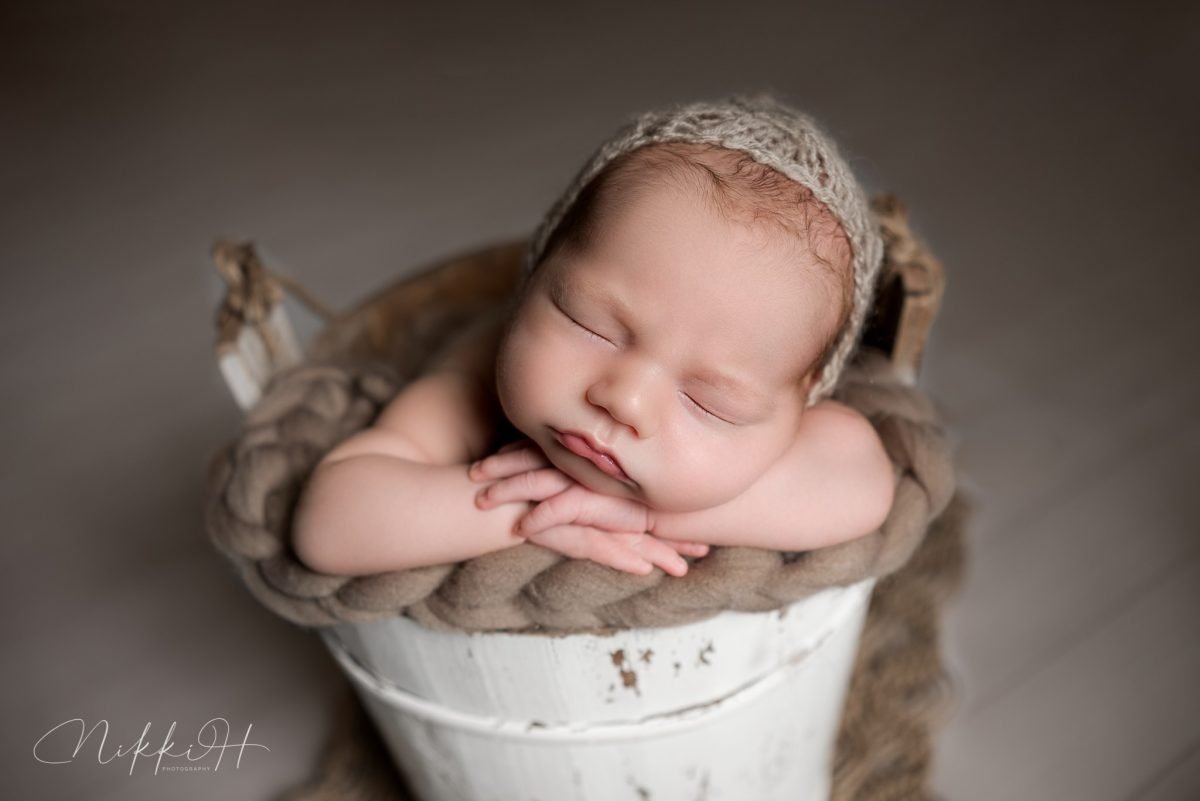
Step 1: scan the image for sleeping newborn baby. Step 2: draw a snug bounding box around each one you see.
[294,96,896,578]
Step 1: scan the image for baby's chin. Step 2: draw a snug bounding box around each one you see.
[528,428,739,513]
[639,477,755,514]
[556,457,725,514]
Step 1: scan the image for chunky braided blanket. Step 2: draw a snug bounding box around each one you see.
[205,343,953,632]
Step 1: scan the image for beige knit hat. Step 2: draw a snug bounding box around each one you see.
[527,94,884,404]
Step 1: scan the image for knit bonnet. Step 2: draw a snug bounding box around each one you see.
[527,94,884,405]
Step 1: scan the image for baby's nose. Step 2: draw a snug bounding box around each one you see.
[586,361,661,438]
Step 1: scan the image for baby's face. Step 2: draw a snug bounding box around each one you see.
[496,179,842,513]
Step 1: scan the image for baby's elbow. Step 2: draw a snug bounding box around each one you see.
[852,427,895,536]
[293,523,341,575]
[292,528,336,577]
[860,456,895,535]
[824,412,894,541]
[292,467,352,575]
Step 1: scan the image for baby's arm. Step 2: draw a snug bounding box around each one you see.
[651,401,895,551]
[475,402,891,562]
[292,312,529,575]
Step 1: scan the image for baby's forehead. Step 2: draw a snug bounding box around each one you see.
[548,217,843,368]
[603,144,851,266]
[563,228,839,321]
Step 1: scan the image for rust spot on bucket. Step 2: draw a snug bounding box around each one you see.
[697,641,714,666]
[640,648,654,665]
[609,649,640,695]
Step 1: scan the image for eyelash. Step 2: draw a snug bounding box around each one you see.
[559,306,615,346]
[681,392,735,425]
[557,302,735,425]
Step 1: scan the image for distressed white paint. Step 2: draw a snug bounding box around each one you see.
[325,579,874,801]
[217,304,302,411]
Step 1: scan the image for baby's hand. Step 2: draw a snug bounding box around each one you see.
[468,439,709,576]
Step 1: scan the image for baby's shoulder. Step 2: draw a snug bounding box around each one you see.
[795,399,876,446]
[360,308,510,464]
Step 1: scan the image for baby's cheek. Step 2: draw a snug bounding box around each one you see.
[648,438,760,512]
[495,334,535,425]
[496,325,567,430]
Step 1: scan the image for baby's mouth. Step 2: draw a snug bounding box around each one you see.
[552,429,633,484]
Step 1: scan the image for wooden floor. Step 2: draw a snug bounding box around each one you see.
[4,2,1197,799]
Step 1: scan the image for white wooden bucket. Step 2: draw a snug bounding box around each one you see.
[323,578,874,801]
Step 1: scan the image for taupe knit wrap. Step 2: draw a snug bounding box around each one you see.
[528,94,885,404]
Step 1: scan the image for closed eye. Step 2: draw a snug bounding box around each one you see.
[681,391,736,425]
[556,303,614,346]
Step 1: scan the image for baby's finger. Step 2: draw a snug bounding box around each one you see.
[517,486,650,535]
[475,469,573,509]
[590,535,657,576]
[664,540,710,558]
[611,532,690,577]
[469,445,550,482]
[527,526,653,576]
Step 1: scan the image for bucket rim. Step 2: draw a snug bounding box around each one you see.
[322,579,874,743]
